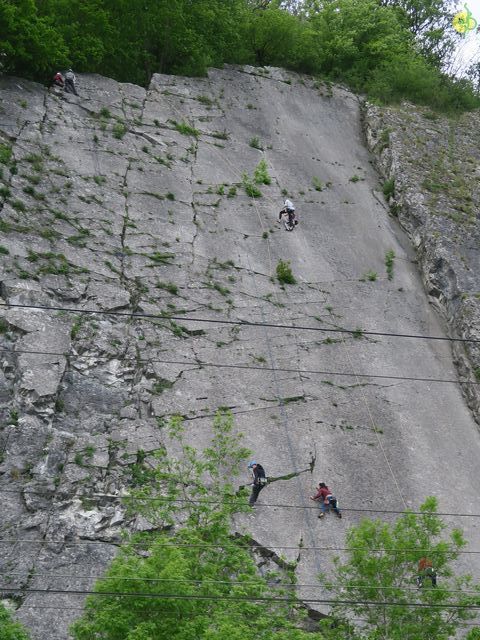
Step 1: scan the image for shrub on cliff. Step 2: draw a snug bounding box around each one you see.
[0,602,30,640]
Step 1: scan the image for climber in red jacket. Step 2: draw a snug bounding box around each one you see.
[310,482,342,518]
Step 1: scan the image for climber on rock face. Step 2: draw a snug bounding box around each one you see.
[248,461,267,506]
[278,198,298,230]
[417,557,437,588]
[52,71,64,88]
[310,482,342,518]
[64,69,78,95]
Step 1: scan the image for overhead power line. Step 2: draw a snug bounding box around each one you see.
[0,489,479,519]
[1,538,479,556]
[2,586,480,609]
[0,347,476,387]
[1,302,479,344]
[1,571,478,595]
[0,538,479,557]
[2,602,480,626]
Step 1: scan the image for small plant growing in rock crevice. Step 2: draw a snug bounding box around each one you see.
[24,153,43,172]
[112,122,127,139]
[152,378,174,394]
[383,177,395,199]
[254,159,271,185]
[242,173,261,198]
[212,129,229,140]
[11,199,26,212]
[385,249,395,280]
[312,176,324,191]
[156,281,178,295]
[276,259,296,285]
[70,316,82,339]
[148,251,175,264]
[196,95,214,107]
[174,121,200,138]
[379,128,390,151]
[249,136,263,150]
[0,144,12,165]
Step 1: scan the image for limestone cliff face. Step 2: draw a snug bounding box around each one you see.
[1,68,480,639]
[364,103,480,422]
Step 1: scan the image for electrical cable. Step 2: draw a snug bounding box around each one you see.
[341,315,406,509]
[2,301,480,344]
[1,346,477,387]
[1,571,479,595]
[0,538,479,555]
[2,603,480,626]
[0,490,479,519]
[1,586,480,609]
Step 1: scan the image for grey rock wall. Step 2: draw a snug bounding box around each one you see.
[1,68,480,638]
[363,103,480,422]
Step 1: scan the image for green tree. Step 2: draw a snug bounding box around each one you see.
[304,0,478,111]
[124,409,252,527]
[319,497,480,639]
[2,0,478,111]
[99,0,249,84]
[0,0,68,79]
[76,0,189,84]
[71,410,325,639]
[0,602,30,640]
[35,0,115,73]
[71,515,325,639]
[379,0,458,67]
[308,0,414,88]
[466,61,480,94]
[242,3,321,71]
[243,5,303,66]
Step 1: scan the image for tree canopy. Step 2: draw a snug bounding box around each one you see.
[0,602,30,640]
[1,0,478,111]
[318,496,480,640]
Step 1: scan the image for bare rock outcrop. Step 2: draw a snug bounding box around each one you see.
[363,103,480,422]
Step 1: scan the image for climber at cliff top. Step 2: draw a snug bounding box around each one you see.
[52,71,64,88]
[64,69,78,95]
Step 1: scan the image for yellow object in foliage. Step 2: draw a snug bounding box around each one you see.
[453,3,477,34]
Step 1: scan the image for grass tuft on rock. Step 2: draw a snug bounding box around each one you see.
[276,259,296,285]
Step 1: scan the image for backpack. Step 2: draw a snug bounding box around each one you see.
[255,464,267,485]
